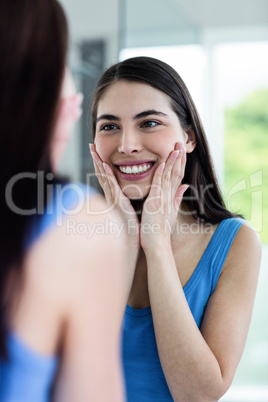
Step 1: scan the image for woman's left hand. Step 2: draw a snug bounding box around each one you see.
[140,142,188,251]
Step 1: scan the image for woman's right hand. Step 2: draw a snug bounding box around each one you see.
[89,144,140,262]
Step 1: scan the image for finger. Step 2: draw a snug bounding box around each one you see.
[171,141,187,191]
[89,143,95,153]
[89,143,102,166]
[89,144,107,184]
[180,153,186,181]
[93,158,106,189]
[144,163,165,215]
[148,162,165,198]
[162,150,180,193]
[103,162,133,211]
[103,163,137,218]
[171,150,184,194]
[174,184,189,211]
[90,148,107,186]
[103,162,122,198]
[89,145,113,200]
[103,162,134,209]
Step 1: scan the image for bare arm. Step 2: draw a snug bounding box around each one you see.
[141,148,261,401]
[145,224,260,401]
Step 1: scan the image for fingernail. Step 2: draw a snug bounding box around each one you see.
[175,142,184,150]
[175,142,186,155]
[89,143,94,152]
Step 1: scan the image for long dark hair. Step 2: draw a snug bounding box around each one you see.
[0,0,68,356]
[91,56,240,223]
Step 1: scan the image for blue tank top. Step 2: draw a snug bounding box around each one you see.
[0,183,97,402]
[122,217,244,401]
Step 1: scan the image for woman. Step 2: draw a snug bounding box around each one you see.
[0,1,126,401]
[90,56,261,401]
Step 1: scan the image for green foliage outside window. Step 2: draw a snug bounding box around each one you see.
[224,88,268,243]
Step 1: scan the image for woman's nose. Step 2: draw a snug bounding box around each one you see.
[117,130,142,155]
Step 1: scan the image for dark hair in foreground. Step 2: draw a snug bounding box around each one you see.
[91,56,241,223]
[0,0,68,356]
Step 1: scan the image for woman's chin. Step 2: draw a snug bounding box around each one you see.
[124,192,149,200]
[121,183,150,200]
[122,189,149,200]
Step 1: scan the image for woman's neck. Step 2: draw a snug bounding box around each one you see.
[129,199,192,223]
[130,198,146,221]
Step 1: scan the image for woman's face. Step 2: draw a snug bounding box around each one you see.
[94,80,195,199]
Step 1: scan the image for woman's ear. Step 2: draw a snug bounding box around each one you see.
[185,129,196,153]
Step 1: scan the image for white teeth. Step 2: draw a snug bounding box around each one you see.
[118,164,152,174]
[132,166,139,173]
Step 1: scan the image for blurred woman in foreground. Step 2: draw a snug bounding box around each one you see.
[0,0,126,400]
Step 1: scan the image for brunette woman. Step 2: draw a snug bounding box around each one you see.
[0,1,126,401]
[90,56,261,401]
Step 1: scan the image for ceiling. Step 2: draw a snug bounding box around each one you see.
[60,0,268,50]
[124,0,268,47]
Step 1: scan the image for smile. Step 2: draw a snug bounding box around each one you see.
[118,164,152,174]
[114,161,155,181]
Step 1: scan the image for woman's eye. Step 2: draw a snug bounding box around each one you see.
[141,120,159,128]
[101,124,118,131]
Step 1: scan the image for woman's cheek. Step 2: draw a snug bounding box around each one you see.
[149,135,177,161]
[94,138,108,161]
[159,147,175,163]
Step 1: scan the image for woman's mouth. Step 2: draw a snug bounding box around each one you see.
[114,161,155,181]
[119,163,152,174]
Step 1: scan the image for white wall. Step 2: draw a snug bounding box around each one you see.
[59,0,121,65]
[57,0,122,180]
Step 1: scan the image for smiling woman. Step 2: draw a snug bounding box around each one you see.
[89,56,261,402]
[94,80,194,199]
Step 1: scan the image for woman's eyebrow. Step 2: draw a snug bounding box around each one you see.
[134,110,168,120]
[96,110,168,123]
[96,114,120,122]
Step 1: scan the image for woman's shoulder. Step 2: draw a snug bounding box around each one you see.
[25,187,123,295]
[24,183,109,286]
[25,182,101,248]
[12,189,125,355]
[221,218,262,275]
